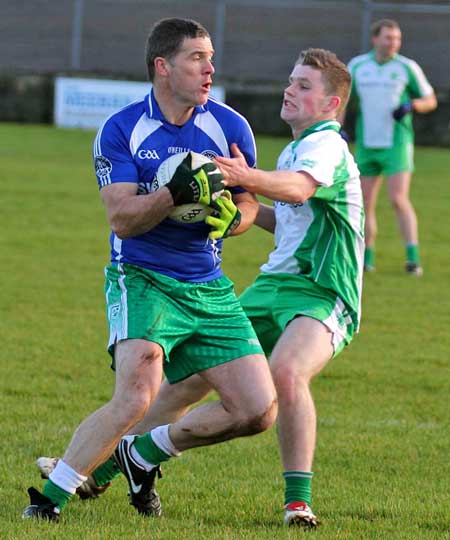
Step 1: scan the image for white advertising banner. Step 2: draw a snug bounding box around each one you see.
[54,77,226,129]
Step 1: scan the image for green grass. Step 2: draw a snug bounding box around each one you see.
[0,123,449,539]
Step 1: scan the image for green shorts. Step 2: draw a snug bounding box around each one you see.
[356,142,414,176]
[240,273,358,358]
[104,263,263,383]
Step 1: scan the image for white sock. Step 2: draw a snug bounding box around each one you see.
[49,460,87,495]
[129,426,181,471]
[150,424,182,457]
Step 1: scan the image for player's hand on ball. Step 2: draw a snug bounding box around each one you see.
[205,191,241,240]
[166,151,224,209]
[392,102,413,121]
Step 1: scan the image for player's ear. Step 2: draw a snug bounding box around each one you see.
[324,95,341,114]
[154,57,170,77]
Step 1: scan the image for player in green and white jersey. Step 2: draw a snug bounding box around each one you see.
[346,19,437,275]
[215,47,364,527]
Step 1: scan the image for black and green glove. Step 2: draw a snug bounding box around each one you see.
[166,152,224,209]
[205,191,241,240]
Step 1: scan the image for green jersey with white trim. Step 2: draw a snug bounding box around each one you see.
[261,120,364,324]
[348,51,434,148]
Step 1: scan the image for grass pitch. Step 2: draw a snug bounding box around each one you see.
[0,123,449,539]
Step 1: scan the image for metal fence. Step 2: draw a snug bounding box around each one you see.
[1,0,450,89]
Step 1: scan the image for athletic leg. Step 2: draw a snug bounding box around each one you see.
[169,354,277,450]
[387,171,417,244]
[92,375,211,486]
[270,317,333,471]
[117,354,276,471]
[62,339,164,474]
[30,339,164,513]
[270,316,333,527]
[387,171,422,274]
[79,374,210,516]
[361,175,382,269]
[131,375,212,434]
[111,353,276,516]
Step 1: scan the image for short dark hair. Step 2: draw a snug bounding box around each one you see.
[145,18,210,81]
[296,48,351,114]
[370,18,400,37]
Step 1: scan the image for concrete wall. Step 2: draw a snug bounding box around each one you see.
[1,1,449,146]
[2,1,449,87]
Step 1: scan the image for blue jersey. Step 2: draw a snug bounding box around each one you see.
[93,89,256,282]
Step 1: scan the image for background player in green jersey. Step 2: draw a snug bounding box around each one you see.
[36,47,363,528]
[345,19,437,275]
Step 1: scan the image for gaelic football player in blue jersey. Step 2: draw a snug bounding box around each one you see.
[23,17,277,522]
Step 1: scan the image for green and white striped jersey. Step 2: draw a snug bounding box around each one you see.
[261,120,364,321]
[348,51,434,148]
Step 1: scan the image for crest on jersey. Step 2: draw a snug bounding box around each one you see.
[95,155,112,178]
[201,150,219,160]
[298,158,317,168]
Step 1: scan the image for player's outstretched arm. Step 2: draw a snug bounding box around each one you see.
[215,144,317,204]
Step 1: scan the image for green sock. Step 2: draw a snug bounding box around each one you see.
[283,471,313,506]
[364,247,375,268]
[406,244,420,264]
[133,433,171,465]
[42,479,72,510]
[92,457,122,487]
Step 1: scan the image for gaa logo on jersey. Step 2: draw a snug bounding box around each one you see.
[137,149,160,160]
[95,156,112,178]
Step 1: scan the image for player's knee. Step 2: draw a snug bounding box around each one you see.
[389,194,408,211]
[113,345,163,423]
[258,397,278,432]
[110,373,155,429]
[240,397,278,435]
[390,197,400,210]
[272,364,310,403]
[110,391,152,431]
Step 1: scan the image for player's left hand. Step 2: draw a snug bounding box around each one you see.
[392,102,413,121]
[205,191,241,240]
[214,144,250,188]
